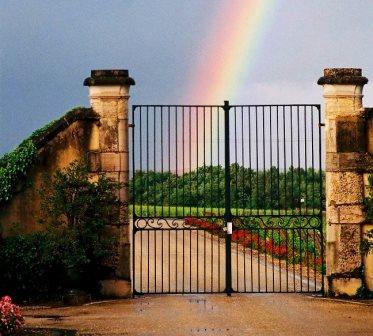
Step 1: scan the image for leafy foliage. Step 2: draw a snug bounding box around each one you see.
[39,160,123,286]
[0,160,123,300]
[363,174,373,256]
[0,140,37,204]
[130,164,325,210]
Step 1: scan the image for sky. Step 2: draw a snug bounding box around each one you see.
[1,0,373,155]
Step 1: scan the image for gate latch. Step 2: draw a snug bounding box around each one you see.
[224,222,232,235]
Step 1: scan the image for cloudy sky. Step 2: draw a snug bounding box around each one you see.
[1,0,373,155]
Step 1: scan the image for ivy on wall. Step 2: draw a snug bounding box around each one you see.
[0,140,38,204]
[0,106,94,206]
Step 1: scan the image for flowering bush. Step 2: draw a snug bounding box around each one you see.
[232,229,288,258]
[184,217,222,231]
[0,296,24,335]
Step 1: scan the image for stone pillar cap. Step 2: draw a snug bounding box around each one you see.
[84,69,135,86]
[317,68,368,85]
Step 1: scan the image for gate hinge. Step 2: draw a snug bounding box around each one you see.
[128,123,135,128]
[319,123,325,127]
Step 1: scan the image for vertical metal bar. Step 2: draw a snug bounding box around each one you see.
[182,107,185,218]
[183,227,185,292]
[161,108,164,217]
[131,106,136,295]
[168,106,171,217]
[154,230,156,293]
[236,239,239,291]
[210,107,213,216]
[262,107,266,216]
[264,228,268,292]
[224,100,233,296]
[286,229,289,292]
[161,228,164,293]
[269,106,273,215]
[283,106,287,215]
[153,108,157,292]
[161,108,164,292]
[249,107,252,215]
[196,107,199,217]
[255,107,259,216]
[154,107,156,216]
[176,229,178,292]
[203,106,206,215]
[189,107,192,216]
[139,107,143,216]
[250,228,253,292]
[175,107,178,292]
[272,229,275,292]
[297,106,301,212]
[175,107,178,211]
[147,230,150,292]
[304,106,308,214]
[168,230,171,293]
[234,106,238,217]
[318,105,325,295]
[218,107,221,217]
[218,108,221,291]
[146,107,150,217]
[306,230,310,292]
[190,229,192,292]
[300,229,303,292]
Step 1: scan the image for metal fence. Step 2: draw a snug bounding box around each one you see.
[131,101,324,295]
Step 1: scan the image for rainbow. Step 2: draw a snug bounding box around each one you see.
[179,0,276,171]
[184,0,276,104]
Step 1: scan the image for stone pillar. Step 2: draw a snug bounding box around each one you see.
[318,68,368,296]
[84,70,135,297]
[365,108,373,291]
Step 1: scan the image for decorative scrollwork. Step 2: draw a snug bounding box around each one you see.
[232,215,322,230]
[134,216,225,231]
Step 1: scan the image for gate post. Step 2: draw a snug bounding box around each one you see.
[318,68,368,296]
[84,70,135,297]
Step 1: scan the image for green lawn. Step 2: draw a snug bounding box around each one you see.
[130,204,323,218]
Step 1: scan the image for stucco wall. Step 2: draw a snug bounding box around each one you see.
[0,120,96,237]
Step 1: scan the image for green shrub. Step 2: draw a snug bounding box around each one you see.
[0,232,64,300]
[0,160,124,301]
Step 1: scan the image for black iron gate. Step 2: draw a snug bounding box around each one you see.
[131,102,324,295]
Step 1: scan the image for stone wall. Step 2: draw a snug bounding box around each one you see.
[0,69,135,298]
[0,111,98,237]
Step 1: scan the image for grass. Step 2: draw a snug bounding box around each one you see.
[130,204,323,219]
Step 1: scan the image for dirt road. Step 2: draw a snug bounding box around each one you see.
[133,227,320,293]
[24,294,373,335]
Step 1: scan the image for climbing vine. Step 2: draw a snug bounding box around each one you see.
[0,107,87,206]
[356,174,373,298]
[0,140,38,204]
[363,174,373,256]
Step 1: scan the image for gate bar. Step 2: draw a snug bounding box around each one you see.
[224,100,233,296]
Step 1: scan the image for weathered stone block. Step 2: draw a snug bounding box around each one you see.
[327,204,365,224]
[326,172,364,204]
[332,278,362,297]
[335,117,366,152]
[99,117,119,151]
[100,152,120,172]
[336,224,362,273]
[366,113,373,153]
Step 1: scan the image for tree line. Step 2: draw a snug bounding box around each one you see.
[130,164,325,210]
